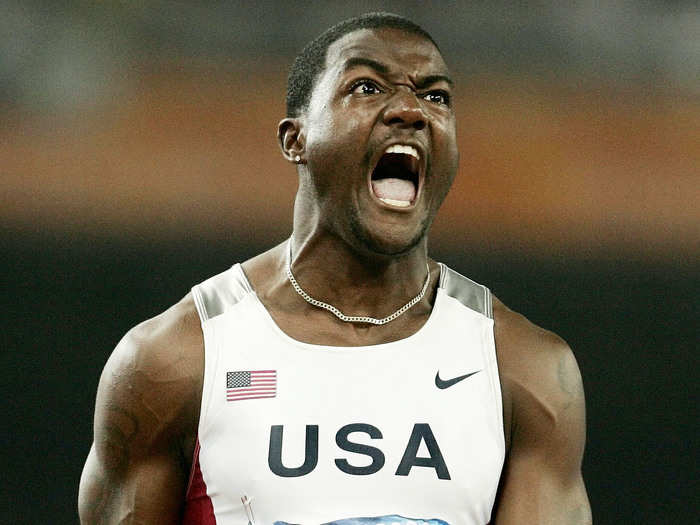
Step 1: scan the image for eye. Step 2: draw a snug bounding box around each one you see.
[350,79,383,96]
[423,90,451,106]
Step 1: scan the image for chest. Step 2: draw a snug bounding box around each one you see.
[193,295,505,524]
[264,301,434,347]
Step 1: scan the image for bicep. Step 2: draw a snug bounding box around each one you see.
[79,443,186,524]
[493,455,590,524]
[493,345,591,524]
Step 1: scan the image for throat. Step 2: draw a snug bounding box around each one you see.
[286,256,431,326]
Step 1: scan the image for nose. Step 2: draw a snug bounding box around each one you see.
[382,89,427,131]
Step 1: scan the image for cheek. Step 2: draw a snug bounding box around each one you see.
[305,122,368,201]
[428,122,458,202]
[308,114,366,167]
[434,118,458,167]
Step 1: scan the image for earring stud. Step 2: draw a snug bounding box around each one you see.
[294,155,301,163]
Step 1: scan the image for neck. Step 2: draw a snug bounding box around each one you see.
[287,230,432,318]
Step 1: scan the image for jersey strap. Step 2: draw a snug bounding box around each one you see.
[192,264,253,322]
[438,263,493,318]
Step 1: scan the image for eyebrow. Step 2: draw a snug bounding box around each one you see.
[415,74,454,89]
[342,57,390,75]
[341,57,454,88]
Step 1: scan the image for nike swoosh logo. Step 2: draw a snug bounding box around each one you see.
[435,370,481,389]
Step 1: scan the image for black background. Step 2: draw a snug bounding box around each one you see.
[2,230,696,523]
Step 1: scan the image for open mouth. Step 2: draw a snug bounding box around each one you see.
[370,144,421,208]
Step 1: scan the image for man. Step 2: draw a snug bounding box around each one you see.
[79,12,591,524]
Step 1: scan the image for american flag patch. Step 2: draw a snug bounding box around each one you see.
[226,370,277,402]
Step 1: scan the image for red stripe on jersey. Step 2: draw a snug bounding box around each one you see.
[226,394,276,401]
[182,439,217,524]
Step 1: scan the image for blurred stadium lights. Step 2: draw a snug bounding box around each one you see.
[0,1,698,262]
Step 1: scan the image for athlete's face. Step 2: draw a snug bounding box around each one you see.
[294,28,458,256]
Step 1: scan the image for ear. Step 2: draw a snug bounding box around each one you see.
[277,117,306,164]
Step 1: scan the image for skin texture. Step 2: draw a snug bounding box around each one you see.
[79,296,203,524]
[79,27,591,524]
[492,298,591,524]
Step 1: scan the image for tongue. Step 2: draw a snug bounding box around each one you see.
[371,178,416,203]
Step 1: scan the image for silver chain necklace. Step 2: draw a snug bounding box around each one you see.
[286,243,431,325]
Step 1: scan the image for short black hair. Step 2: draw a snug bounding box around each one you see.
[286,12,440,117]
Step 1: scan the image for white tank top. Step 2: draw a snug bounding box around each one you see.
[185,259,504,525]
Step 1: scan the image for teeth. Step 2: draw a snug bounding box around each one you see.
[379,197,411,207]
[385,144,419,160]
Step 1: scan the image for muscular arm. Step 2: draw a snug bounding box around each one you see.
[78,296,203,524]
[492,300,591,524]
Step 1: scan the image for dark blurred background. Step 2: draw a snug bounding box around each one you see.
[1,1,697,523]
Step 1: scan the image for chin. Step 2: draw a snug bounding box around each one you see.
[349,216,430,258]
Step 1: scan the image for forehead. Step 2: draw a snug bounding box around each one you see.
[324,27,449,80]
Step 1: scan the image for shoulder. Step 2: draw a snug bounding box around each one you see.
[94,293,204,464]
[493,295,580,389]
[493,296,585,452]
[102,292,203,403]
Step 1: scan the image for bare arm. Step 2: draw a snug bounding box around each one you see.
[493,300,592,524]
[78,296,202,524]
